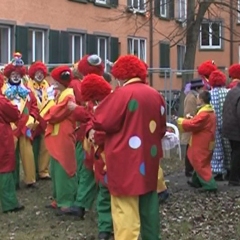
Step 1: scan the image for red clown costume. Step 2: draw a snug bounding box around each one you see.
[198,60,218,90]
[28,61,51,180]
[92,55,166,240]
[2,53,39,188]
[227,64,240,89]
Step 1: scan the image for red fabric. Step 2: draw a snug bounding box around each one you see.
[181,109,216,181]
[93,82,166,196]
[44,94,77,176]
[13,91,39,139]
[0,95,20,173]
[229,64,240,79]
[68,79,83,105]
[51,66,73,88]
[227,79,240,89]
[209,70,226,87]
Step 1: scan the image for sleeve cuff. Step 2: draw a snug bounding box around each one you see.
[177,118,185,132]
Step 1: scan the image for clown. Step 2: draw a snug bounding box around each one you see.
[70,54,105,219]
[92,55,166,240]
[44,66,78,215]
[0,74,24,213]
[209,70,231,180]
[227,63,240,89]
[197,60,218,90]
[2,53,39,189]
[28,61,50,180]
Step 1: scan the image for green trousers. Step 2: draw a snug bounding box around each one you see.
[74,142,97,209]
[13,141,20,189]
[192,171,217,191]
[0,172,19,212]
[50,157,78,208]
[32,135,41,177]
[97,183,113,233]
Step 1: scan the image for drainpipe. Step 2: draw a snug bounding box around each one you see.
[230,0,234,65]
[149,0,153,86]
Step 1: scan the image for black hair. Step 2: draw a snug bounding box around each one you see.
[103,72,112,83]
[198,90,211,104]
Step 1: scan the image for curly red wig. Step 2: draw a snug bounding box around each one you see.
[51,66,73,87]
[228,64,240,79]
[111,55,147,82]
[0,74,4,89]
[28,61,47,79]
[3,63,26,78]
[81,74,112,102]
[78,55,105,76]
[198,60,217,78]
[209,70,226,87]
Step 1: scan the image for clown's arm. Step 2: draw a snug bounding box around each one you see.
[0,97,20,123]
[72,105,91,123]
[177,112,207,133]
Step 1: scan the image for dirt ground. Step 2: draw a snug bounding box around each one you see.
[1,157,240,240]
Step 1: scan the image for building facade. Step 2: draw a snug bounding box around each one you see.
[0,0,238,90]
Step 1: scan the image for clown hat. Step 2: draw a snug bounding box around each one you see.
[51,66,73,87]
[28,61,47,80]
[78,55,104,76]
[209,70,226,87]
[229,64,240,79]
[3,53,26,78]
[197,60,217,78]
[111,55,147,82]
[81,74,112,102]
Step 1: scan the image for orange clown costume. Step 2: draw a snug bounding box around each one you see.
[198,60,217,90]
[2,53,39,188]
[227,64,240,89]
[44,66,78,214]
[92,55,166,240]
[73,55,105,219]
[79,74,113,240]
[28,61,50,180]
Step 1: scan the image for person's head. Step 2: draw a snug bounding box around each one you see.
[190,78,204,92]
[111,55,147,84]
[3,53,26,85]
[50,66,73,91]
[78,55,105,77]
[197,60,217,79]
[228,63,240,80]
[209,70,226,88]
[197,90,211,106]
[28,61,47,83]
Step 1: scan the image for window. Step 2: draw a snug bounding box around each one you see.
[238,0,240,23]
[177,0,187,20]
[160,0,167,18]
[69,34,83,64]
[159,42,170,77]
[200,22,222,50]
[28,29,46,63]
[177,45,186,71]
[0,26,11,64]
[129,0,146,13]
[127,38,146,62]
[97,37,108,70]
[95,0,107,4]
[238,45,240,63]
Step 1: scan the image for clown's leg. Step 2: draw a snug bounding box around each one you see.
[13,137,20,190]
[97,183,113,239]
[157,166,169,204]
[32,135,41,179]
[19,136,36,186]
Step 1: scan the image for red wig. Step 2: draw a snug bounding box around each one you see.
[51,66,73,87]
[111,55,147,82]
[78,55,105,76]
[0,74,4,89]
[198,60,217,78]
[3,63,26,78]
[228,64,240,79]
[28,61,47,79]
[209,70,226,87]
[81,74,112,102]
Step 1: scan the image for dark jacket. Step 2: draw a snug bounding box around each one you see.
[222,84,240,141]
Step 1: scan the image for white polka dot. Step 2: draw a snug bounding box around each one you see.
[128,136,142,149]
[161,106,165,116]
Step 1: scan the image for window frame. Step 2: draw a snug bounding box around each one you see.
[28,29,46,63]
[200,21,222,50]
[0,25,12,64]
[97,36,109,70]
[238,0,240,24]
[178,0,187,20]
[160,0,167,18]
[176,44,186,74]
[129,0,146,13]
[127,37,147,62]
[95,0,107,4]
[69,33,84,64]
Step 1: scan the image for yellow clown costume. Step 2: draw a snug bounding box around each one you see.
[27,61,51,180]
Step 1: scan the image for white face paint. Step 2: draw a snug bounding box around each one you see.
[10,71,21,84]
[34,70,44,82]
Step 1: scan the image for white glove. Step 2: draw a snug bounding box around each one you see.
[47,86,55,100]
